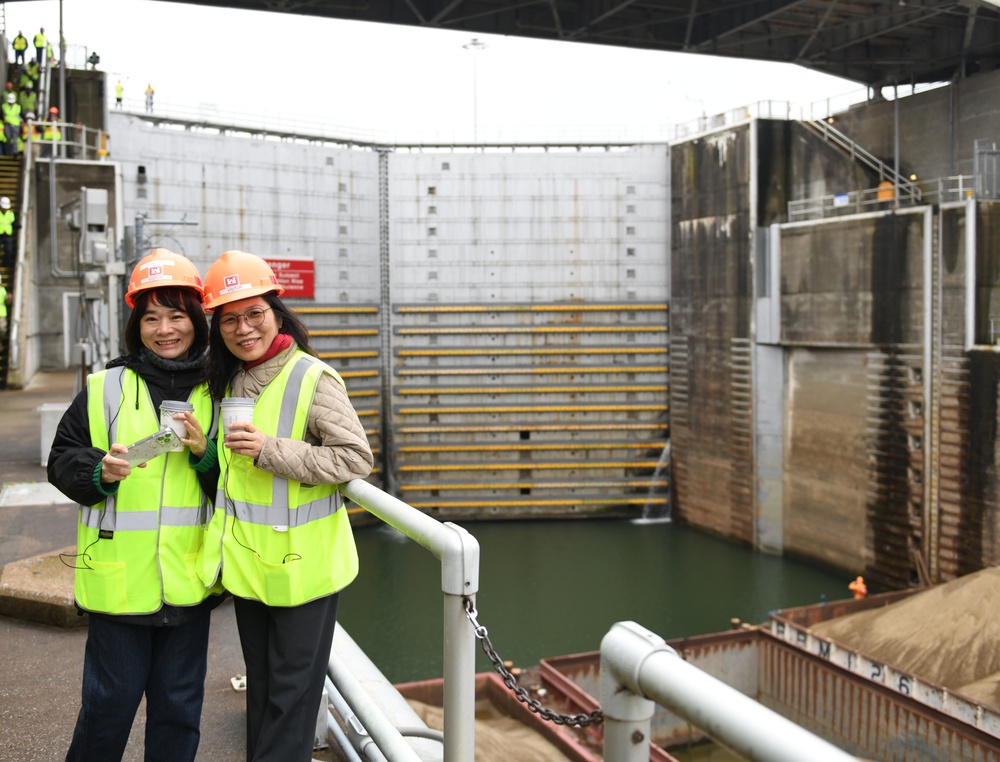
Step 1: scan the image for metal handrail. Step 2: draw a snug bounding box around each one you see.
[31,120,109,162]
[788,175,976,222]
[338,478,480,762]
[600,621,858,762]
[804,119,921,204]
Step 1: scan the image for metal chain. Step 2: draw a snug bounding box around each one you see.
[463,597,603,728]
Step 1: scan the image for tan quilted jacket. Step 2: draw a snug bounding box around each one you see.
[226,343,373,485]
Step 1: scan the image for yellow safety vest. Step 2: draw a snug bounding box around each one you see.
[77,367,221,614]
[2,102,20,125]
[33,33,45,48]
[13,36,27,51]
[0,286,7,319]
[199,352,358,606]
[43,123,60,141]
[0,210,14,236]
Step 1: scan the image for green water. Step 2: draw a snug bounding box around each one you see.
[338,518,848,684]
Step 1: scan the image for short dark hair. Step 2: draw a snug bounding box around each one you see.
[124,286,209,358]
[205,291,317,400]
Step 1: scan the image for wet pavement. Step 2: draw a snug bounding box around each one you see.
[0,371,338,761]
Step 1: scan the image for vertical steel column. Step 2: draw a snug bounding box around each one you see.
[340,479,479,761]
[377,148,396,494]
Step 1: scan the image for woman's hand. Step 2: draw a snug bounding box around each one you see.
[101,444,141,483]
[176,411,208,458]
[224,421,265,460]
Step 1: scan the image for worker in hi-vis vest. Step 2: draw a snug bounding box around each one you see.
[0,196,15,269]
[47,250,224,762]
[32,27,45,65]
[11,31,27,66]
[199,249,373,761]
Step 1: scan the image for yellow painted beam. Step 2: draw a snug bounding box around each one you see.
[310,329,379,337]
[395,325,666,335]
[396,347,667,356]
[398,460,661,472]
[404,497,669,508]
[399,479,668,491]
[398,441,667,453]
[396,384,667,395]
[294,306,379,314]
[396,403,668,414]
[396,366,668,376]
[396,304,667,314]
[397,423,668,433]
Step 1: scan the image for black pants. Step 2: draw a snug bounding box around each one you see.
[234,593,339,762]
[0,234,13,269]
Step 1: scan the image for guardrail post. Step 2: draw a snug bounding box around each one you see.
[340,480,479,762]
[600,622,664,762]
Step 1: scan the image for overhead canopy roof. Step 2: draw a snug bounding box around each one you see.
[157,0,1000,87]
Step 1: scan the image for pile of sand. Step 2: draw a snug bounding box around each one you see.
[811,566,1000,710]
[408,698,579,762]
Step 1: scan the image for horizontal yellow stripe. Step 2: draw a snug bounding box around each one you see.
[399,479,668,491]
[317,351,379,359]
[310,329,379,337]
[396,325,665,335]
[396,366,669,375]
[404,497,668,508]
[397,423,668,433]
[396,404,668,414]
[398,441,667,453]
[395,304,667,314]
[397,347,667,356]
[294,306,379,314]
[396,385,667,395]
[399,460,660,472]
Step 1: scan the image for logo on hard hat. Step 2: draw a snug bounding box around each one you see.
[148,265,163,278]
[224,274,240,289]
[220,273,249,295]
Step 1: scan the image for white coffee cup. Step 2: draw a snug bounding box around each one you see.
[220,397,255,433]
[159,400,194,452]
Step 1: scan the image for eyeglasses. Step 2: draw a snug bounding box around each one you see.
[218,307,272,333]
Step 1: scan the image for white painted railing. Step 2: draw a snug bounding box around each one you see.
[337,479,479,762]
[600,621,858,762]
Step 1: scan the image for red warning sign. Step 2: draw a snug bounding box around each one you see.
[264,258,315,300]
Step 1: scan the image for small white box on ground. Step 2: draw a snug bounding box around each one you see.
[38,402,71,466]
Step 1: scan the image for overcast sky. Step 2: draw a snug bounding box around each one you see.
[6,0,863,142]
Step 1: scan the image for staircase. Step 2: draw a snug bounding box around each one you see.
[804,119,921,204]
[0,154,20,389]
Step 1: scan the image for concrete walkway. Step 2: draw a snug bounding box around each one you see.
[0,371,340,761]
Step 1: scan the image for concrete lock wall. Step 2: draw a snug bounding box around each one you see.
[104,112,671,515]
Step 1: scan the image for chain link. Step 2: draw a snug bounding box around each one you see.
[463,597,603,728]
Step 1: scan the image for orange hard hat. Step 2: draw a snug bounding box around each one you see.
[126,248,204,308]
[202,250,284,312]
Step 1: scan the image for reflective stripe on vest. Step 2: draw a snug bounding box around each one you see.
[201,352,357,606]
[76,366,220,614]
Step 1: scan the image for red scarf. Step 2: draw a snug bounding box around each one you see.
[244,332,293,370]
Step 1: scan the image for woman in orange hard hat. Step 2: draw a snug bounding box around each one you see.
[48,249,223,762]
[198,249,373,761]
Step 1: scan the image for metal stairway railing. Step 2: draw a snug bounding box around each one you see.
[804,119,921,204]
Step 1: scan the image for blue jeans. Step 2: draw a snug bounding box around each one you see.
[65,612,211,762]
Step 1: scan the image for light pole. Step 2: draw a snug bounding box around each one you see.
[463,37,487,142]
